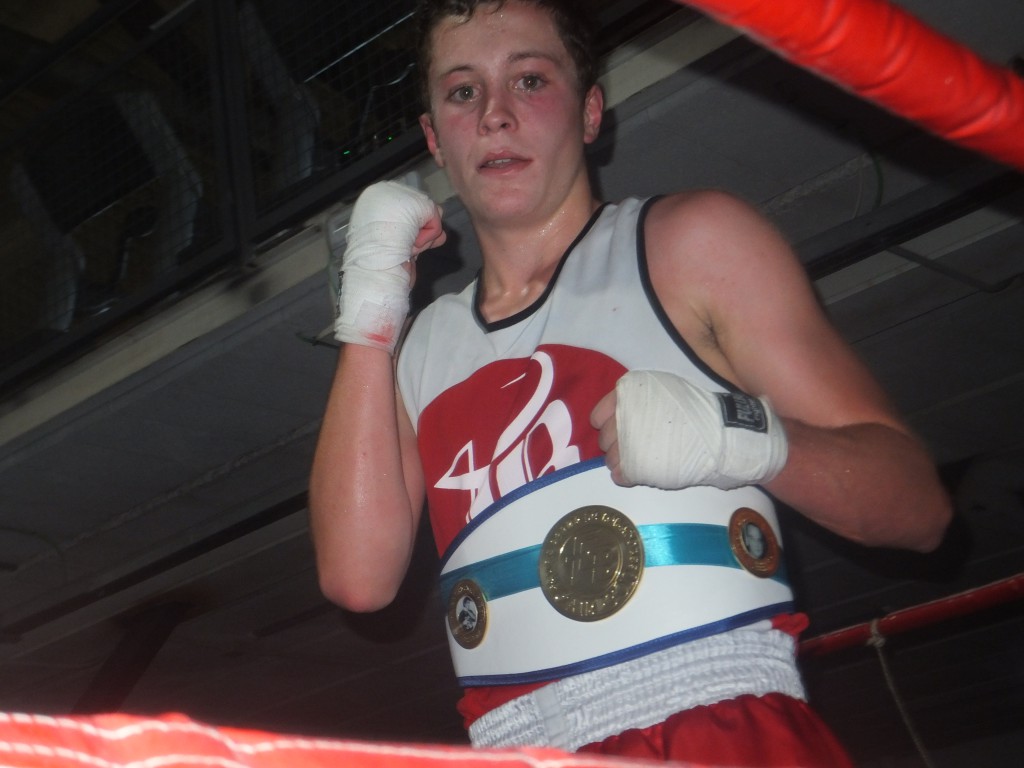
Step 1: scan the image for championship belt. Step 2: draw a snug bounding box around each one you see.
[439,458,794,687]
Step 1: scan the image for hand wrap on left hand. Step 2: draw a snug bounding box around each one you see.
[615,370,788,491]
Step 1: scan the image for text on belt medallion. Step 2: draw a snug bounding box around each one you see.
[539,505,644,621]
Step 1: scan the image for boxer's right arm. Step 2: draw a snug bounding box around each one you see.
[333,180,444,353]
[309,346,424,612]
[309,182,441,612]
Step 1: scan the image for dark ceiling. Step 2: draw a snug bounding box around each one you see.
[1,1,1023,767]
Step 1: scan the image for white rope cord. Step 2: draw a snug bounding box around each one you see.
[867,620,937,768]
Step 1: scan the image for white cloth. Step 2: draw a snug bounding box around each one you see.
[334,181,438,353]
[469,626,806,751]
[616,370,789,491]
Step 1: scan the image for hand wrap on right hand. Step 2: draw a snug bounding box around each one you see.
[615,370,788,491]
[333,181,439,353]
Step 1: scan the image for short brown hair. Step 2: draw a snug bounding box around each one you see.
[414,0,600,111]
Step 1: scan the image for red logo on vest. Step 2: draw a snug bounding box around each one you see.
[419,344,626,552]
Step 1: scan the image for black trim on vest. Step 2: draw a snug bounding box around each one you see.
[473,203,612,333]
[635,196,740,394]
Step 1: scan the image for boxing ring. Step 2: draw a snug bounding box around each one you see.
[2,578,1020,767]
[3,1,1023,766]
[675,0,1024,171]
[0,712,661,768]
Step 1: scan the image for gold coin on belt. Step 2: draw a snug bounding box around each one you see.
[539,505,644,622]
[447,579,487,649]
[728,507,781,578]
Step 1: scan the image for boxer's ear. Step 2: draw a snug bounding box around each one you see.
[420,113,445,167]
[582,85,604,144]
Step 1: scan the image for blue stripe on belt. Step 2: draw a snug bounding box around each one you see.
[439,522,788,601]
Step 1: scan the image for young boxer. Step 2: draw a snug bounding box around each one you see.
[310,2,952,763]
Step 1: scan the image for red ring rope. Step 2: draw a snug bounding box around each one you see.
[800,573,1024,657]
[673,0,1024,170]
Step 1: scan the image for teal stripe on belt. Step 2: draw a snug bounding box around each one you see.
[439,523,787,601]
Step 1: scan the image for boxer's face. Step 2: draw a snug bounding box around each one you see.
[418,1,602,226]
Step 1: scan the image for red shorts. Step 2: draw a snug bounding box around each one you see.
[577,693,854,767]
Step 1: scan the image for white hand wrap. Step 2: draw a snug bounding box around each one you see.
[333,181,439,353]
[615,370,788,491]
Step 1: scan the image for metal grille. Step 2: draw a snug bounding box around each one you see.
[0,0,219,381]
[239,0,419,209]
[0,0,671,393]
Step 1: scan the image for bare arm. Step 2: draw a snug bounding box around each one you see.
[644,190,951,551]
[308,181,443,612]
[309,343,424,612]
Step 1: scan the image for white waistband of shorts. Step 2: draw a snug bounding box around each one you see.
[467,625,806,752]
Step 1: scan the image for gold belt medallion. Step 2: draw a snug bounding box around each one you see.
[539,505,644,622]
[728,507,781,577]
[447,579,488,649]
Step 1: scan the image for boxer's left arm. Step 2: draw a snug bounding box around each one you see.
[592,190,951,553]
